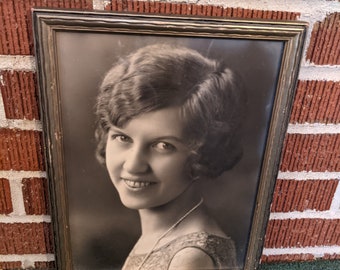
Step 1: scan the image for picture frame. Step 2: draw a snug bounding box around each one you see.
[32,8,307,270]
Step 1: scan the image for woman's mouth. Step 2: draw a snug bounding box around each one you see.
[123,179,155,189]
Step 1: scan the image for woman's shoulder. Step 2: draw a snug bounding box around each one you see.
[171,231,235,249]
[169,246,215,269]
[168,231,237,269]
[174,231,236,254]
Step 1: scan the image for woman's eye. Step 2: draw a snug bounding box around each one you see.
[111,134,131,144]
[153,142,176,152]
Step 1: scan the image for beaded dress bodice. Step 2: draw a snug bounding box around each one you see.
[122,231,238,270]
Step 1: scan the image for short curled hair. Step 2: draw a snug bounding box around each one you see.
[95,44,246,179]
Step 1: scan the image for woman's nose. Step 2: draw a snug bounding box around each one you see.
[122,146,149,174]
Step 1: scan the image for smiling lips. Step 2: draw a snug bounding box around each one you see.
[123,178,155,189]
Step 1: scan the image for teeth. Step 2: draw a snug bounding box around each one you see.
[124,179,152,188]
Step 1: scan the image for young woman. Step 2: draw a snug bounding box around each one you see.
[95,44,245,270]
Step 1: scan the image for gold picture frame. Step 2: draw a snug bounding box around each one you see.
[33,8,307,270]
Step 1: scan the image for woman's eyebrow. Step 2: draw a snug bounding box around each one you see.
[109,126,125,133]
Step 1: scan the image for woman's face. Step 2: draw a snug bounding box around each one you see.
[105,107,193,210]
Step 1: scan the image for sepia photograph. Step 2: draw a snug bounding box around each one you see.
[33,10,307,270]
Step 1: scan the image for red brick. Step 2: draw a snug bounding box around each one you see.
[0,222,53,254]
[309,218,325,246]
[0,71,39,120]
[0,129,45,171]
[140,1,146,13]
[150,1,156,13]
[104,1,112,11]
[264,219,340,248]
[22,178,50,215]
[206,5,212,17]
[128,0,135,11]
[271,180,338,212]
[165,2,171,15]
[160,2,166,14]
[0,178,13,214]
[290,81,340,124]
[323,253,340,260]
[280,134,340,172]
[114,0,128,11]
[35,261,56,268]
[109,0,299,20]
[261,254,315,263]
[198,5,206,16]
[317,219,332,246]
[0,261,22,269]
[0,0,93,55]
[264,218,274,248]
[307,13,340,65]
[323,219,337,245]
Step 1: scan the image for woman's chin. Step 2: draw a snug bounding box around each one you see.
[120,197,152,210]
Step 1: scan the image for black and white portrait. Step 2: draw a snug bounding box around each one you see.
[57,34,282,269]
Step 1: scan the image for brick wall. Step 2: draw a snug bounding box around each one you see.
[0,0,339,268]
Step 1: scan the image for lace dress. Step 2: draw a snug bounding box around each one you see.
[122,231,238,270]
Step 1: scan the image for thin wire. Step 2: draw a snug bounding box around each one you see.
[137,197,204,270]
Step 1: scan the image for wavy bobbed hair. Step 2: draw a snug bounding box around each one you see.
[95,44,246,179]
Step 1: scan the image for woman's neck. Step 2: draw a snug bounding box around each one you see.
[132,186,226,254]
[138,188,201,237]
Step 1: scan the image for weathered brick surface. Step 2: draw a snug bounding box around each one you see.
[0,71,39,120]
[0,129,45,171]
[0,0,93,55]
[0,178,13,214]
[22,178,49,215]
[265,219,340,248]
[290,81,340,124]
[261,249,340,263]
[35,261,56,268]
[0,261,22,269]
[0,222,53,254]
[280,134,340,172]
[108,0,299,20]
[323,253,340,260]
[307,13,340,65]
[261,254,315,263]
[271,179,338,212]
